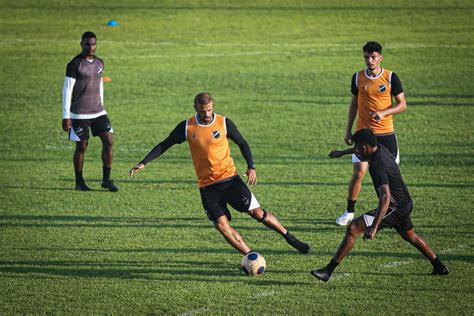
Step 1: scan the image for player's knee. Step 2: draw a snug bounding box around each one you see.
[352,169,366,181]
[102,134,113,147]
[76,141,88,153]
[251,208,267,223]
[346,222,360,236]
[399,230,416,243]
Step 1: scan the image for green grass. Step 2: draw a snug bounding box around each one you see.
[0,0,473,314]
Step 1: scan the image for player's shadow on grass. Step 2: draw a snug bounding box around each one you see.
[0,184,73,191]
[0,214,213,229]
[0,259,307,285]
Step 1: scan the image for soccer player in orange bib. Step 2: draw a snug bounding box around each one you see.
[129,93,310,256]
[335,42,407,226]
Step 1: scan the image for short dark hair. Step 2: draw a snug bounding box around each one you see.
[352,128,378,147]
[363,41,382,54]
[81,31,97,42]
[194,92,214,106]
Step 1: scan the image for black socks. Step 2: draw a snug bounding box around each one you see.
[326,258,339,275]
[347,199,356,213]
[103,167,111,182]
[75,170,84,184]
[284,231,310,254]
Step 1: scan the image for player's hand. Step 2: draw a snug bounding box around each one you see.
[328,150,344,159]
[369,111,385,123]
[344,130,353,146]
[244,168,257,186]
[364,226,377,241]
[129,163,145,179]
[62,119,71,132]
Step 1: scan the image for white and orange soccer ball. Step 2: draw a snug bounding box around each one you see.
[241,252,266,276]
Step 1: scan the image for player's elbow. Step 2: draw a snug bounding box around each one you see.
[383,192,391,205]
[398,100,407,113]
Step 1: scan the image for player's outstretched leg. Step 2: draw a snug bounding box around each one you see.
[214,214,252,255]
[248,208,310,254]
[397,228,449,275]
[311,217,366,281]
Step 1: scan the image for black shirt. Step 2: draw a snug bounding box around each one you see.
[369,144,412,209]
[140,116,255,169]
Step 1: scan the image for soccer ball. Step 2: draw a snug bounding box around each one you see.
[241,252,266,276]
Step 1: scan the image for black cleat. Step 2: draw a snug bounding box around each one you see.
[285,233,310,254]
[432,265,449,275]
[311,268,331,282]
[75,182,91,191]
[102,180,118,192]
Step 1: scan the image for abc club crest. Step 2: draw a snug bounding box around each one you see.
[212,130,220,139]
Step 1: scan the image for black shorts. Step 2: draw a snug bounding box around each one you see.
[352,133,399,164]
[69,115,113,141]
[199,176,260,222]
[376,134,399,163]
[363,203,413,231]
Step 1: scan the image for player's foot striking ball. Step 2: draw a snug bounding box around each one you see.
[129,93,310,262]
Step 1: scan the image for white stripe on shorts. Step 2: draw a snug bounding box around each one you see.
[363,208,396,227]
[249,192,260,210]
[69,128,81,141]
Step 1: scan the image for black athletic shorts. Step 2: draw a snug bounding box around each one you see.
[353,133,399,163]
[69,115,113,141]
[363,202,413,231]
[199,176,260,222]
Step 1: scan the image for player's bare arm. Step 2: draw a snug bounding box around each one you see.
[345,95,358,145]
[364,184,391,241]
[369,92,407,122]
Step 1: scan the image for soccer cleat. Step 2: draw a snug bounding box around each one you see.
[101,180,118,192]
[431,265,449,275]
[286,237,310,254]
[336,211,354,226]
[75,182,91,191]
[311,268,331,282]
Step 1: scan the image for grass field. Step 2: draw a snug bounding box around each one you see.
[1,0,473,314]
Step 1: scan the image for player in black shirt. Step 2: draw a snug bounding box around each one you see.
[311,129,449,282]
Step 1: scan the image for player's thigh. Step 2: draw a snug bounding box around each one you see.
[225,177,260,213]
[363,207,412,231]
[70,119,91,141]
[91,115,113,137]
[199,187,231,222]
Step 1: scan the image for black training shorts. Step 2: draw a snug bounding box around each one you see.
[69,115,113,141]
[363,202,414,231]
[199,176,260,222]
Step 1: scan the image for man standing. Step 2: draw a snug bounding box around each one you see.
[129,93,310,256]
[62,31,118,192]
[336,41,406,226]
[311,129,449,282]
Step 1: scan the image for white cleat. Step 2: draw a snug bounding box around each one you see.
[336,211,354,226]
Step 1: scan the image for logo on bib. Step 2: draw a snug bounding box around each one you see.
[378,84,387,93]
[212,130,220,139]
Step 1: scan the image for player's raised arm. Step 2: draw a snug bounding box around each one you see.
[328,147,356,159]
[225,118,256,185]
[129,120,186,179]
